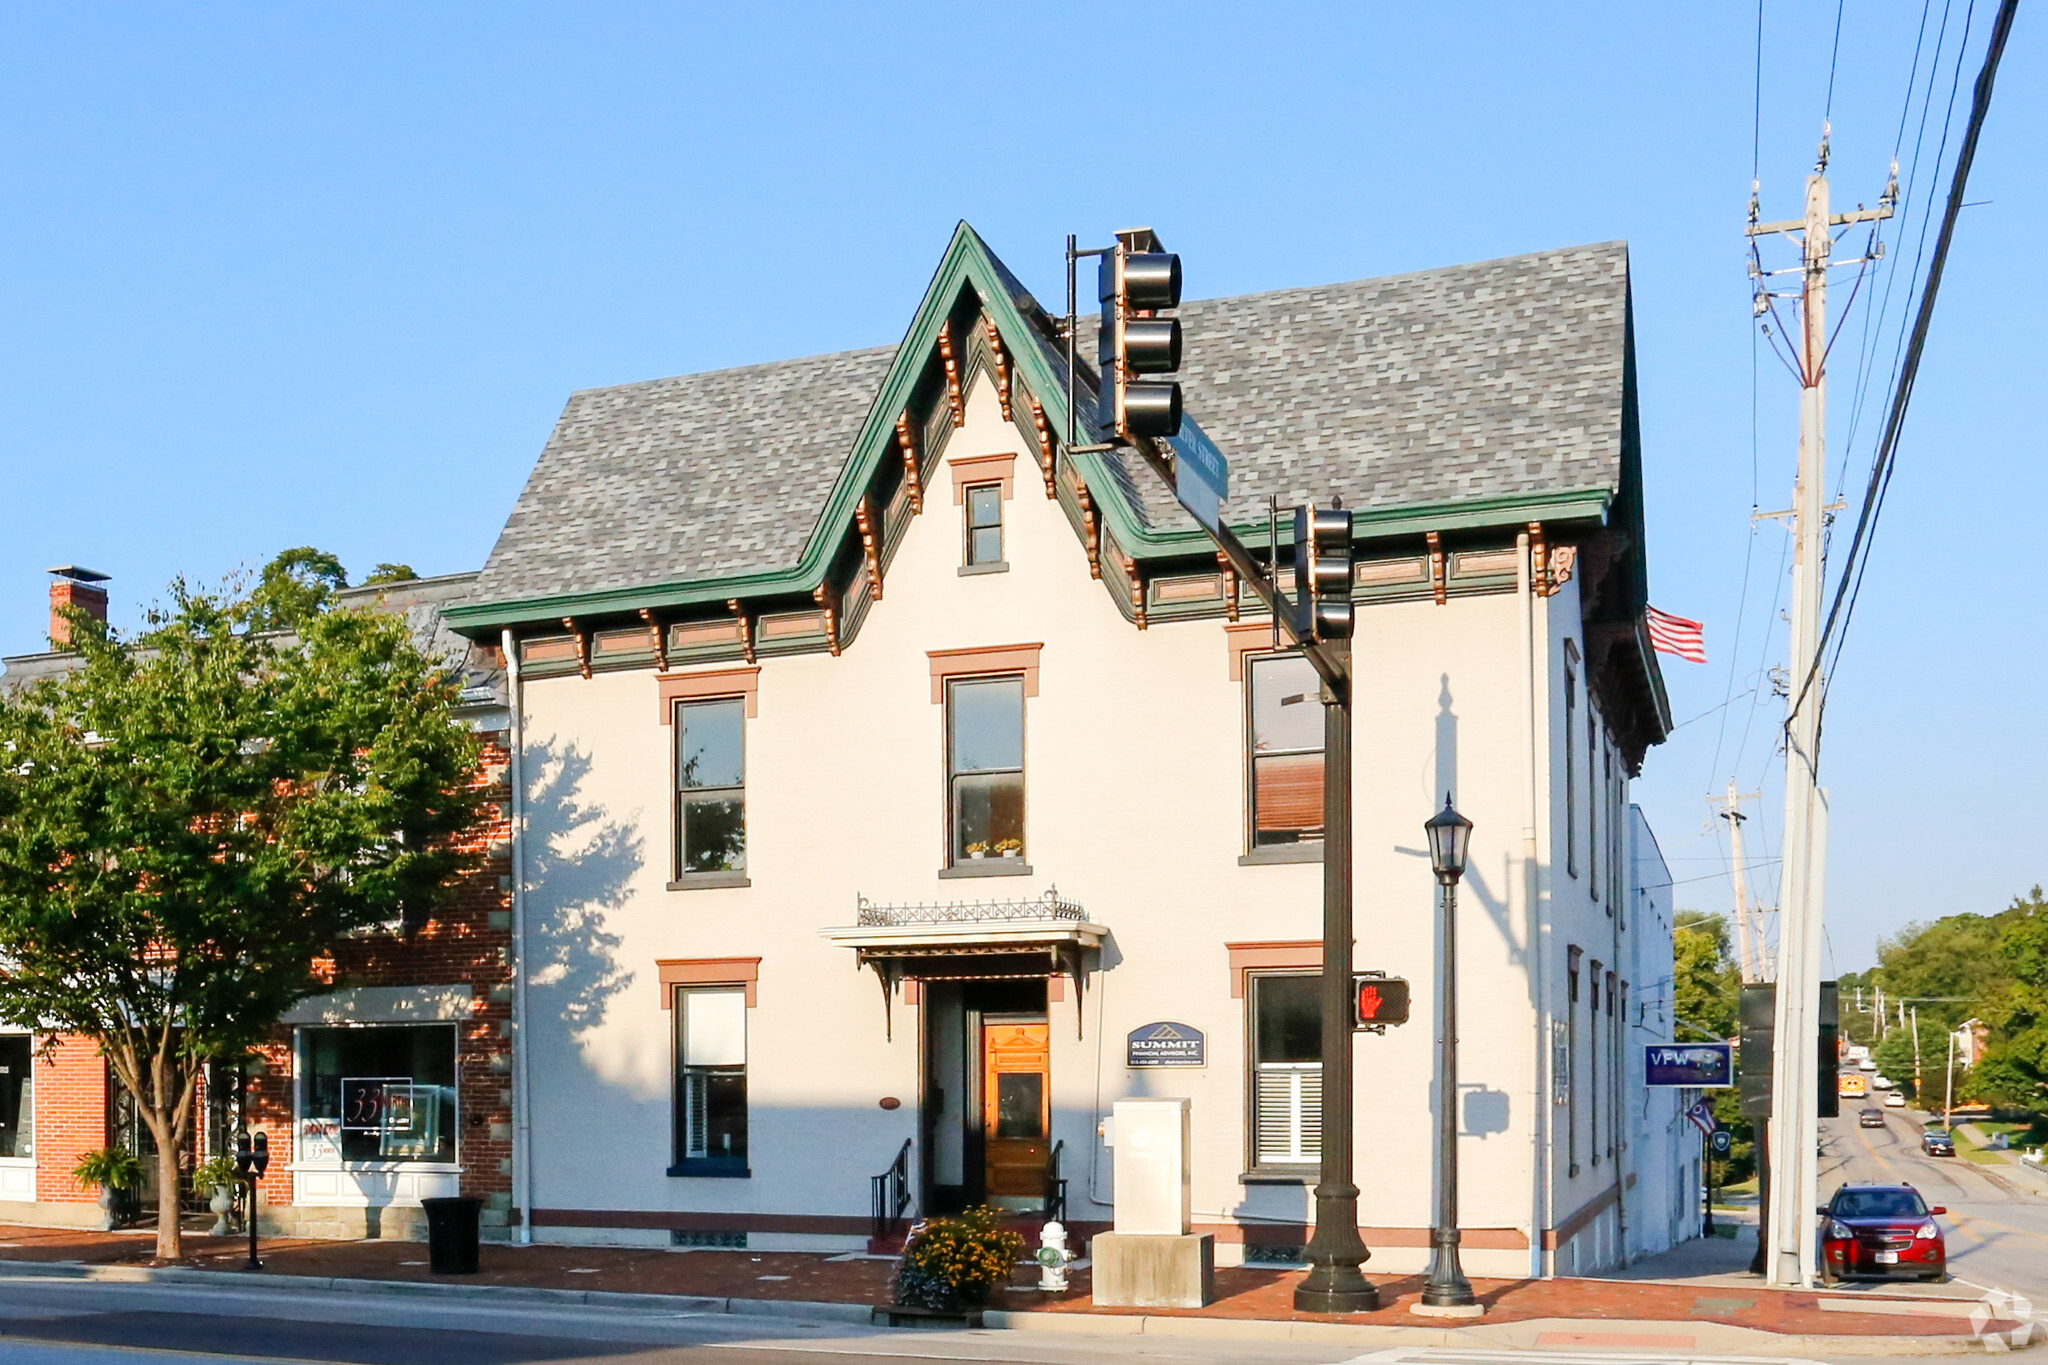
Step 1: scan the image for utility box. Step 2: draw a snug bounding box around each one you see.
[1111,1098,1190,1234]
[1095,1098,1211,1308]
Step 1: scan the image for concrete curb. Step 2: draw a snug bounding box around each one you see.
[0,1258,874,1326]
[0,1257,2032,1354]
[982,1309,2042,1356]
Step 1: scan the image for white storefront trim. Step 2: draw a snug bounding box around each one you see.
[281,985,476,1025]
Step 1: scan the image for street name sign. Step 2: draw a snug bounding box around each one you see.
[1164,418,1228,533]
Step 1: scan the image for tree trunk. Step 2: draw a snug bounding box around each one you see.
[147,1106,184,1262]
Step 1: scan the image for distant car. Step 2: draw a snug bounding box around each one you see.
[1859,1108,1887,1129]
[1921,1130,1955,1157]
[1860,1058,1879,1072]
[1821,1183,1947,1283]
[1885,1090,1908,1108]
[1872,1075,1894,1090]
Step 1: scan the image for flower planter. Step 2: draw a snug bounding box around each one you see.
[207,1189,233,1237]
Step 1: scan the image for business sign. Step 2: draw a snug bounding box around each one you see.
[1646,1043,1733,1088]
[1711,1128,1733,1154]
[1164,418,1228,533]
[1127,1021,1205,1067]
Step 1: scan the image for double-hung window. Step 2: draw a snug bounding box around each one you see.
[964,484,1004,568]
[1564,658,1578,878]
[674,986,748,1176]
[1249,974,1321,1169]
[947,676,1025,866]
[675,697,746,879]
[1247,654,1325,849]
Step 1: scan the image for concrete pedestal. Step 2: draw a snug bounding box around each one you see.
[1089,1232,1214,1308]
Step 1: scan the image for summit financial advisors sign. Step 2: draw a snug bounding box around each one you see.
[1127,1021,1206,1068]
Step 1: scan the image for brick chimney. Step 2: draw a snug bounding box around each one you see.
[47,566,110,649]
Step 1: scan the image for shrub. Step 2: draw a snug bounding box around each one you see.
[892,1207,1024,1309]
[72,1147,143,1193]
[192,1155,240,1197]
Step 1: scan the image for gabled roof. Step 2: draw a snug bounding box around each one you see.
[449,224,1637,631]
[1080,242,1630,540]
[471,347,897,608]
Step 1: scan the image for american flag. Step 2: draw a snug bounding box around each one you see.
[1646,606,1707,664]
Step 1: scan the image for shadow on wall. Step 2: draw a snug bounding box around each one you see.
[522,738,639,1040]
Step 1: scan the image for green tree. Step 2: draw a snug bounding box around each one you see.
[362,563,419,585]
[0,556,481,1260]
[1977,887,2048,1108]
[1674,910,1738,1039]
[1673,912,1754,1180]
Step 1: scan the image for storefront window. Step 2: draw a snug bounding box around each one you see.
[1250,974,1321,1168]
[0,1035,31,1160]
[298,1024,457,1165]
[674,987,748,1175]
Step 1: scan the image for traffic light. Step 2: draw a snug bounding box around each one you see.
[1294,503,1354,641]
[1097,231,1184,442]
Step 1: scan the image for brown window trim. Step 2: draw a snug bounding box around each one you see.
[657,958,761,1008]
[1225,940,1322,1000]
[948,451,1016,504]
[927,643,1042,704]
[658,667,760,723]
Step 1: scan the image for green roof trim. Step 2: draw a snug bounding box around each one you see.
[447,223,1628,633]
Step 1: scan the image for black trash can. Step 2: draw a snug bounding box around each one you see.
[421,1196,483,1275]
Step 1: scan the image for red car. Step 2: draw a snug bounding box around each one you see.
[1821,1183,1948,1283]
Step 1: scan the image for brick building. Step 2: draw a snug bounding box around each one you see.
[0,570,518,1240]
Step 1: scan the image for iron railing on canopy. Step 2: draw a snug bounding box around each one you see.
[855,887,1085,927]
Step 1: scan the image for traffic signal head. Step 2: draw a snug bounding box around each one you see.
[1293,503,1355,641]
[1354,974,1411,1029]
[1098,240,1185,442]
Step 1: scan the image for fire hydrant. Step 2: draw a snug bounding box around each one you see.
[1035,1220,1075,1292]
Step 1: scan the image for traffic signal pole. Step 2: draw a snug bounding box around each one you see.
[1077,228,1371,1308]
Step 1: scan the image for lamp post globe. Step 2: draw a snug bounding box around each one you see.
[1425,793,1472,885]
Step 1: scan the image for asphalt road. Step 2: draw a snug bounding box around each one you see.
[0,1273,1355,1365]
[1819,1105,2048,1307]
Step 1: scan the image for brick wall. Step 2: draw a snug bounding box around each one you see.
[256,728,517,1212]
[33,1036,109,1202]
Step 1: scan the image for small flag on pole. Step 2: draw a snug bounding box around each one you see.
[1646,606,1707,664]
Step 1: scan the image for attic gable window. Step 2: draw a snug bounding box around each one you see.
[964,484,1005,570]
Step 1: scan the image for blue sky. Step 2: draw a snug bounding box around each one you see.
[1,3,2037,971]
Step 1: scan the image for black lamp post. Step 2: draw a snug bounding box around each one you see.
[234,1130,269,1270]
[1421,794,1478,1311]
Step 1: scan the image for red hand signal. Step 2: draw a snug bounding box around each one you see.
[1358,985,1382,1019]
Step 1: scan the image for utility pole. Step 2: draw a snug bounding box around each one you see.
[1912,1005,1922,1099]
[1943,1030,1956,1127]
[1715,783,1763,981]
[1748,130,1893,1290]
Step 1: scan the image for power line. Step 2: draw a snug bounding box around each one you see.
[1797,0,2014,742]
[1824,0,1847,124]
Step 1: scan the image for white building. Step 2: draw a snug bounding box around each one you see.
[447,224,1680,1277]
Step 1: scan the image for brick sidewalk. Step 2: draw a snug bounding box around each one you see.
[0,1223,2019,1341]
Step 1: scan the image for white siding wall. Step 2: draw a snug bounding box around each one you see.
[516,373,1661,1275]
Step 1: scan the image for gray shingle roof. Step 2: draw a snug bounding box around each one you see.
[472,240,1628,607]
[1081,241,1630,536]
[472,346,897,607]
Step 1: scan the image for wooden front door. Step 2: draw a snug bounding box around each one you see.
[981,1020,1049,1205]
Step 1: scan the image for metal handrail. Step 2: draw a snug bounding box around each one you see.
[870,1138,913,1242]
[1044,1138,1068,1224]
[855,887,1085,927]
